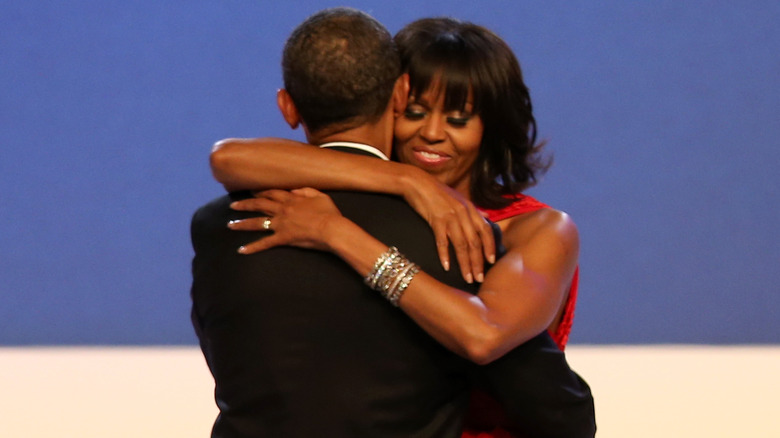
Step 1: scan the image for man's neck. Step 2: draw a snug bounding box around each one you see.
[306,113,394,158]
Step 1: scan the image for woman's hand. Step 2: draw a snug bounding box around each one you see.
[227,188,344,253]
[400,169,495,284]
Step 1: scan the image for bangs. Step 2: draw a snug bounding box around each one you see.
[405,36,482,114]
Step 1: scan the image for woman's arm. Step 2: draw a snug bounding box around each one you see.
[211,137,410,194]
[213,137,496,281]
[230,189,579,365]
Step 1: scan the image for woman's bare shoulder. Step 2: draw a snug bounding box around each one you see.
[499,207,579,252]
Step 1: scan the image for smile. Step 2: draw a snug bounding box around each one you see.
[413,149,451,166]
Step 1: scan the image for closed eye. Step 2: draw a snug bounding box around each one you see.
[404,110,425,120]
[446,116,470,126]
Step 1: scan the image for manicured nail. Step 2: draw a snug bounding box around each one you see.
[238,246,247,254]
[443,260,450,271]
[488,254,495,264]
[227,220,239,228]
[476,273,484,283]
[466,273,473,284]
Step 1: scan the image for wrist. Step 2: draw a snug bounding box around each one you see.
[325,217,390,276]
[320,215,352,251]
[397,165,428,200]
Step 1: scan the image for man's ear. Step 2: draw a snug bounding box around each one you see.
[392,73,410,118]
[277,89,301,129]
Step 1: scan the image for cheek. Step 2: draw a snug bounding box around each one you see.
[393,117,415,141]
[393,119,416,161]
[456,127,484,164]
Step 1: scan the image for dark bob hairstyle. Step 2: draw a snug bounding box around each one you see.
[394,18,550,209]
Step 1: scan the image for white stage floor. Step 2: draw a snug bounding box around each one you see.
[1,345,777,437]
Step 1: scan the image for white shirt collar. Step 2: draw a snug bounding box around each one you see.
[319,142,390,161]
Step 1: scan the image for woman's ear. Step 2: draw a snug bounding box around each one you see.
[392,74,410,117]
[277,89,301,129]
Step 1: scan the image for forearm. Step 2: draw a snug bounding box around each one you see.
[397,270,557,365]
[324,218,546,365]
[210,137,420,194]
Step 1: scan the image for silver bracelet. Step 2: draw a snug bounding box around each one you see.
[386,264,419,307]
[365,247,400,289]
[364,246,420,306]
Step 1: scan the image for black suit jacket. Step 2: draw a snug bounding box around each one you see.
[191,147,594,438]
[473,334,596,437]
[191,149,480,437]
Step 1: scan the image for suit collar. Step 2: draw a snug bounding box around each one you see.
[319,142,390,160]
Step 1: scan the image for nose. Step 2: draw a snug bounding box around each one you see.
[420,115,446,143]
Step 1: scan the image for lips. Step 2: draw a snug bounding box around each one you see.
[412,148,451,167]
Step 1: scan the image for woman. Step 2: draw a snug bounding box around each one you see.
[216,17,581,436]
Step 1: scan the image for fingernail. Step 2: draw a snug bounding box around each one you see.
[227,220,239,228]
[476,273,484,283]
[488,254,495,264]
[466,273,473,284]
[238,246,247,254]
[443,260,450,271]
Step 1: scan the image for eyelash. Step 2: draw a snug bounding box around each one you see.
[404,110,425,120]
[446,117,469,126]
[404,110,471,126]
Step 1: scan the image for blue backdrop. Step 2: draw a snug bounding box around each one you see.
[2,0,777,345]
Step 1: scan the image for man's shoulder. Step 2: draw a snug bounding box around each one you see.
[195,191,251,213]
[190,192,259,255]
[192,191,251,225]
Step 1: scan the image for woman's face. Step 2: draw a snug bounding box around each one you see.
[394,85,484,198]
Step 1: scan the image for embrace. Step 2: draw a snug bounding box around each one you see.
[191,7,595,438]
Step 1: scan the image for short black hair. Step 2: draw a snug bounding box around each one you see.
[282,8,401,134]
[395,18,550,209]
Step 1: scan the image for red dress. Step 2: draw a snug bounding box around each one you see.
[461,194,580,438]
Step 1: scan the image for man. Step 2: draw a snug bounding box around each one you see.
[192,8,477,437]
[191,7,594,438]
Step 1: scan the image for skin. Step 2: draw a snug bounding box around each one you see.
[225,84,580,364]
[394,84,484,199]
[212,77,496,282]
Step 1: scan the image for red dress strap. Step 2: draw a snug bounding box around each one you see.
[480,194,550,222]
[552,266,578,349]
